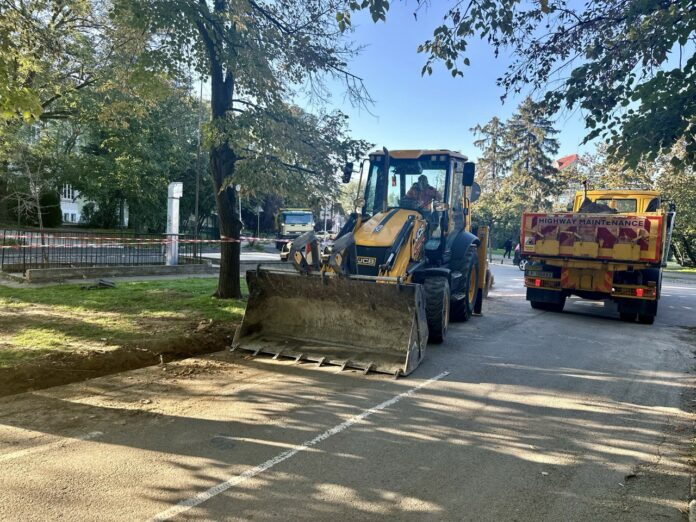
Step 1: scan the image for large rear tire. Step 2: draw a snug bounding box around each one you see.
[451,246,480,322]
[424,277,450,344]
[638,314,655,325]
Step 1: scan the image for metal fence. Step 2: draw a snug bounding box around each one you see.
[0,228,204,274]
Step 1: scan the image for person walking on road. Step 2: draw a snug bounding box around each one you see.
[502,237,513,263]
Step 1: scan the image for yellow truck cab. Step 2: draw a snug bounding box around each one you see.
[571,190,662,214]
[521,189,676,324]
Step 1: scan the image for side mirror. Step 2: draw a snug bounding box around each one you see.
[470,182,481,203]
[463,162,475,186]
[342,162,354,183]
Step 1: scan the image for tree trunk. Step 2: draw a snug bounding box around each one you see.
[213,183,242,298]
[673,239,685,265]
[209,63,242,298]
[196,7,243,299]
[680,235,696,266]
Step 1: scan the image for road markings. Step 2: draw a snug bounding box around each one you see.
[150,371,450,521]
[0,431,103,463]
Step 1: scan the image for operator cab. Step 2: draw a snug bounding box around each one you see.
[360,149,478,263]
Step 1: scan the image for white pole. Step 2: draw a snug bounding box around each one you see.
[166,182,183,266]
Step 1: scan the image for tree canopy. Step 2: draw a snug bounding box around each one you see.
[503,98,561,208]
[471,116,507,191]
[470,99,561,246]
[0,0,111,125]
[110,0,372,297]
[349,0,696,169]
[1,0,372,298]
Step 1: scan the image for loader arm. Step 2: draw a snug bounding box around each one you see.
[380,215,415,276]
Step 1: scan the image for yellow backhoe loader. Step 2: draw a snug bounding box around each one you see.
[232,149,490,377]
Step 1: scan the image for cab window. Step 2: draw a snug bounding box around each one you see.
[595,198,637,213]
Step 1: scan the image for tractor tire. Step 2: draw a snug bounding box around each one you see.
[451,246,480,322]
[424,277,450,344]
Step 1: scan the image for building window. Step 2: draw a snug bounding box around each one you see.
[71,213,77,223]
[64,213,69,222]
[61,185,77,200]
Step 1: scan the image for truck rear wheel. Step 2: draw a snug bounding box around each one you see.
[638,314,655,325]
[424,277,450,344]
[451,246,479,322]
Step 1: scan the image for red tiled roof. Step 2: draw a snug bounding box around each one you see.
[553,154,578,170]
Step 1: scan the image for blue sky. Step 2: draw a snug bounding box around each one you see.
[319,5,594,161]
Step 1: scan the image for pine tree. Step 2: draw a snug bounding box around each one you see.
[504,97,561,209]
[471,116,507,191]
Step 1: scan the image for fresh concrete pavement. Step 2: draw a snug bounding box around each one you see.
[0,265,695,521]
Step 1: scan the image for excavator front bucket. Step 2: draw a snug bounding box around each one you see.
[232,269,428,377]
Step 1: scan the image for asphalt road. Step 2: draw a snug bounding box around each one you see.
[1,265,694,521]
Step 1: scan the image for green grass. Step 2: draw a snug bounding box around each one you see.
[0,279,245,367]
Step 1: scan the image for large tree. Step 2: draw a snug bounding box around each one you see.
[470,101,560,244]
[0,0,147,222]
[504,97,561,209]
[471,116,508,191]
[655,142,696,266]
[65,84,202,231]
[0,0,115,127]
[349,0,696,169]
[116,0,369,298]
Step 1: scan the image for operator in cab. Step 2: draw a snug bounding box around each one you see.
[406,174,441,210]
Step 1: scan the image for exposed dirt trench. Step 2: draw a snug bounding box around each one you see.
[0,324,236,397]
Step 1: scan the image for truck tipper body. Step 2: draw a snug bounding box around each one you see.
[521,190,676,324]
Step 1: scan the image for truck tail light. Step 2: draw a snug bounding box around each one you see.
[635,288,644,297]
[535,278,542,287]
